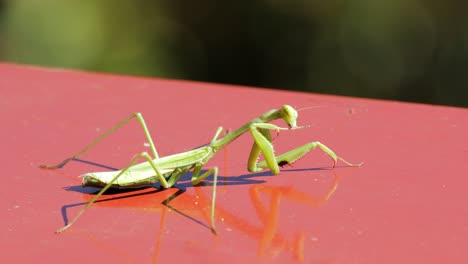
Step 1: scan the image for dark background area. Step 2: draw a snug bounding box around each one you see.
[1,1,467,107]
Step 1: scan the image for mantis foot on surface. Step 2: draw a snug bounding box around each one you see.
[40,105,362,235]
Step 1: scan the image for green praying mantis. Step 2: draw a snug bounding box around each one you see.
[40,105,362,235]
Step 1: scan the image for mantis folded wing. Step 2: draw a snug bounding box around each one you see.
[41,105,362,235]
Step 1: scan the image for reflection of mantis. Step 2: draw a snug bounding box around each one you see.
[41,105,361,234]
[69,171,342,262]
[209,174,343,261]
[248,181,340,261]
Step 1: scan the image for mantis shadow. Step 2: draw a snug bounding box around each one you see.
[72,158,120,170]
[59,158,338,230]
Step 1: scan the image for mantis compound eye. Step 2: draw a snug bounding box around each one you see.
[281,105,298,128]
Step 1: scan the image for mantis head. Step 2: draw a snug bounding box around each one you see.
[280,105,298,128]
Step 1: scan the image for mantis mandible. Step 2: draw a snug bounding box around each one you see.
[40,105,361,235]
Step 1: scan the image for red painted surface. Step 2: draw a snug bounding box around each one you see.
[1,63,467,263]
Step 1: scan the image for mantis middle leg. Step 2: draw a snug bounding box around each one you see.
[191,164,219,235]
[41,113,160,169]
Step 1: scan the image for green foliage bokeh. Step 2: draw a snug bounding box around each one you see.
[1,0,467,107]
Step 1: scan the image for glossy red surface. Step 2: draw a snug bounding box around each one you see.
[1,63,467,263]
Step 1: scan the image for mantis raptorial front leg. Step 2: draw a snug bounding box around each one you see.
[254,141,360,171]
[247,123,362,174]
[42,105,362,235]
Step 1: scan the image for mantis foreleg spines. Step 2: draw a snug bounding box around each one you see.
[41,105,362,235]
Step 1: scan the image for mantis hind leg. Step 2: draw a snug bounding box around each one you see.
[40,113,160,169]
[56,151,171,233]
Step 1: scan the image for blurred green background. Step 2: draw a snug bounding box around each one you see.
[1,0,467,107]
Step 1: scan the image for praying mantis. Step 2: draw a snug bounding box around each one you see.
[40,105,362,235]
